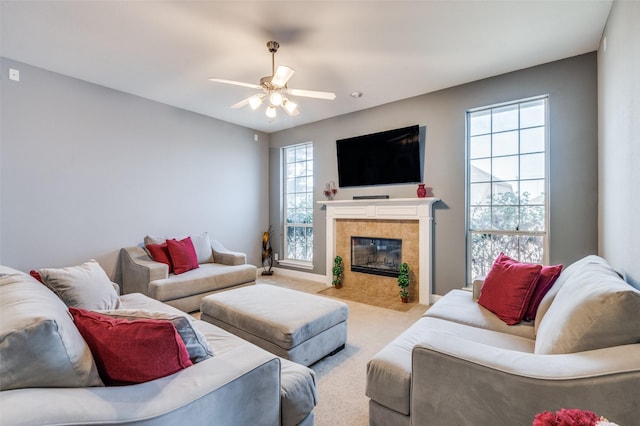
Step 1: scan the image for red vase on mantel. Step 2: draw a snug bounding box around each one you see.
[417,184,427,198]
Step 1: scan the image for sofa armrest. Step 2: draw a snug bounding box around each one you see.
[211,240,247,266]
[410,330,640,425]
[120,246,169,295]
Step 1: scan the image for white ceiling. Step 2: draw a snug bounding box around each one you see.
[1,1,612,133]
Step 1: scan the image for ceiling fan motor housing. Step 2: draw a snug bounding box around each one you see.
[267,41,279,53]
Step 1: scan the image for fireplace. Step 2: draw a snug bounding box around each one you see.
[351,236,402,277]
[319,197,439,305]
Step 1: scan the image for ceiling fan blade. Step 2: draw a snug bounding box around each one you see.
[231,96,252,109]
[271,65,295,87]
[288,88,336,100]
[208,78,262,90]
[231,93,265,109]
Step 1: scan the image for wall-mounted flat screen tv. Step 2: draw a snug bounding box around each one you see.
[336,125,422,188]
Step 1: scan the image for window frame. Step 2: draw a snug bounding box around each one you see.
[280,141,314,270]
[465,96,550,284]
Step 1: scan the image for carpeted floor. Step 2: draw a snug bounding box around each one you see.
[257,274,429,426]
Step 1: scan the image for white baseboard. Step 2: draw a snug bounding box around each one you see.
[258,267,329,284]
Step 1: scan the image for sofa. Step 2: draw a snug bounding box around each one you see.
[0,264,317,426]
[121,233,257,312]
[366,255,640,426]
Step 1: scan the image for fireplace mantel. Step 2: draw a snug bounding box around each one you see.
[318,197,439,304]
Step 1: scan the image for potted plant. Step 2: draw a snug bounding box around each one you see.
[397,262,410,303]
[332,255,343,288]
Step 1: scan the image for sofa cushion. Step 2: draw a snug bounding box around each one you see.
[145,232,214,264]
[425,289,535,340]
[147,263,257,302]
[70,308,193,385]
[0,272,103,390]
[145,242,174,273]
[37,259,121,310]
[166,237,199,274]
[535,257,640,354]
[534,255,604,334]
[478,253,541,325]
[523,263,563,321]
[97,308,214,363]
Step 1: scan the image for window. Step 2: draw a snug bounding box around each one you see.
[467,97,549,282]
[282,142,314,267]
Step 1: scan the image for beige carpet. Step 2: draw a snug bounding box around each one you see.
[257,275,429,426]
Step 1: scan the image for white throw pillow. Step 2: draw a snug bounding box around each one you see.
[145,232,213,264]
[0,273,103,390]
[37,259,121,310]
[535,257,640,354]
[98,308,214,363]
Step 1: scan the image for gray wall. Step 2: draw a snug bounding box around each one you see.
[598,0,640,288]
[0,59,269,279]
[270,53,598,296]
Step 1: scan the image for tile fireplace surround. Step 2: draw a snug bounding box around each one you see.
[319,198,439,305]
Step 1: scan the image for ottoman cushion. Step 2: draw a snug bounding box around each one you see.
[201,285,348,350]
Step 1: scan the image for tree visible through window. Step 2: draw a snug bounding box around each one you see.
[467,97,548,282]
[283,142,313,264]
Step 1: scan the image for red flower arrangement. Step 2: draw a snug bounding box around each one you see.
[533,409,618,426]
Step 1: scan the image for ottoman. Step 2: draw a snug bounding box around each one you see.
[200,284,349,366]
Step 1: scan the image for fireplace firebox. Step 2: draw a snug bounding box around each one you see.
[351,236,402,277]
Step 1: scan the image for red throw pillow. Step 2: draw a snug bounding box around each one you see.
[29,270,45,284]
[69,307,192,385]
[523,263,563,321]
[166,237,199,274]
[145,242,174,273]
[478,253,542,325]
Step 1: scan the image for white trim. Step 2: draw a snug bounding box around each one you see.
[261,267,328,284]
[277,259,314,270]
[318,197,440,305]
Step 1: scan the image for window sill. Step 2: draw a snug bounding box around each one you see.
[277,259,314,270]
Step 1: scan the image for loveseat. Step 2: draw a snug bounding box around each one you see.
[120,233,257,312]
[0,265,317,425]
[366,255,640,426]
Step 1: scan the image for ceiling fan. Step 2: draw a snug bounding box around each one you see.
[209,41,336,119]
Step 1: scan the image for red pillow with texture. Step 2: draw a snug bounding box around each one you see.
[523,263,563,321]
[166,237,199,275]
[478,253,542,325]
[69,307,192,385]
[29,270,45,284]
[145,242,174,273]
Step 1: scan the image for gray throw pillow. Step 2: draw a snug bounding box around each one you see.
[37,259,121,310]
[535,257,640,354]
[97,309,214,363]
[0,273,103,390]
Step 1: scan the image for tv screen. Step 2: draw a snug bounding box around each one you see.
[336,125,422,188]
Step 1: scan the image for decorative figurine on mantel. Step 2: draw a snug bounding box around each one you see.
[261,225,274,276]
[324,181,338,200]
[417,184,434,198]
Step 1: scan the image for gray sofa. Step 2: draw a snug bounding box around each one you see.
[366,255,640,426]
[121,234,257,312]
[0,266,317,426]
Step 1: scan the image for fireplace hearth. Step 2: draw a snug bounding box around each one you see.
[351,236,402,277]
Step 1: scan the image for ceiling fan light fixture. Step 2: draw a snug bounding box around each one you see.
[249,95,263,110]
[265,105,277,119]
[283,98,299,116]
[269,92,283,106]
[271,65,295,87]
